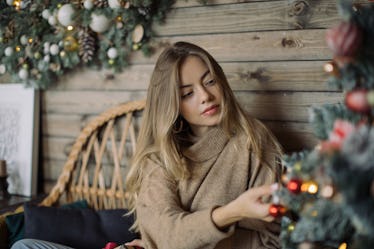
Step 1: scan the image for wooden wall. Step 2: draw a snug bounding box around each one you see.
[10,0,366,191]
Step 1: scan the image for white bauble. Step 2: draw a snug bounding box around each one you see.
[0,65,6,74]
[48,15,57,26]
[18,69,29,80]
[4,47,13,56]
[107,47,118,59]
[57,4,75,27]
[83,0,93,9]
[20,35,28,45]
[49,44,60,55]
[20,0,28,9]
[89,13,110,33]
[108,0,121,9]
[42,9,51,19]
[43,55,51,62]
[6,0,13,6]
[43,42,50,54]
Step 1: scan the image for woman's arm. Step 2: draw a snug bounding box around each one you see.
[212,184,277,229]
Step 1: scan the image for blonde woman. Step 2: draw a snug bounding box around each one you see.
[125,41,283,249]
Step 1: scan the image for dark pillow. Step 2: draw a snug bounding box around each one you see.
[5,199,89,247]
[24,205,139,249]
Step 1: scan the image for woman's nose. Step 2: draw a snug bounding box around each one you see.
[199,87,212,103]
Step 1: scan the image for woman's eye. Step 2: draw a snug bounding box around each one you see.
[205,79,215,86]
[181,92,193,98]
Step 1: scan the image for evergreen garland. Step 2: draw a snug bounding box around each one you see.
[0,0,175,88]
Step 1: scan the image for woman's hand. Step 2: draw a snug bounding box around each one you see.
[212,184,278,229]
[125,239,145,249]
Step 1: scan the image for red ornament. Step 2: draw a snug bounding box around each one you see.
[269,204,287,218]
[326,21,363,56]
[345,89,370,113]
[103,242,118,249]
[287,178,303,194]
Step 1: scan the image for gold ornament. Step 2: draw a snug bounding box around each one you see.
[301,180,318,194]
[60,51,66,57]
[132,43,141,51]
[324,61,339,77]
[338,242,347,249]
[15,46,21,52]
[293,162,302,172]
[13,0,21,10]
[287,224,295,232]
[34,52,41,59]
[108,59,115,65]
[63,36,79,52]
[28,38,33,44]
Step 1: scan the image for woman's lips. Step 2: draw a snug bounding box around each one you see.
[202,105,219,116]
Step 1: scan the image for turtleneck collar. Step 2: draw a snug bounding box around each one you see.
[182,126,229,163]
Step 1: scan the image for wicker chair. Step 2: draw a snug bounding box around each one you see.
[42,99,146,209]
[1,99,146,248]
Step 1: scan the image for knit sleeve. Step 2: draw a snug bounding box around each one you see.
[136,159,234,249]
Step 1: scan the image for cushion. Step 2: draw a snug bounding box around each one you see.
[5,200,89,247]
[24,205,138,249]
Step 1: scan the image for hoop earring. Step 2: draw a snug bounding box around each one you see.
[173,117,184,133]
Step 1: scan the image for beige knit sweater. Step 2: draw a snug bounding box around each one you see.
[136,124,282,249]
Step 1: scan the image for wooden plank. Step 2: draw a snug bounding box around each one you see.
[50,61,334,92]
[43,113,143,138]
[41,90,147,115]
[236,91,343,122]
[130,29,332,64]
[43,137,73,161]
[42,113,83,137]
[264,121,318,151]
[173,0,276,8]
[155,0,342,36]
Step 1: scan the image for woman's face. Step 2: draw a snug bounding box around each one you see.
[178,55,223,137]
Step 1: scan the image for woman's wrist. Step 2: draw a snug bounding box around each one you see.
[211,201,243,229]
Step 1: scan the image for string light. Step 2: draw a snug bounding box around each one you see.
[338,242,347,249]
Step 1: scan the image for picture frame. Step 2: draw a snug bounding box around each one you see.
[0,84,39,196]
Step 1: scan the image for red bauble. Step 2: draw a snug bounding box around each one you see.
[326,21,363,56]
[103,242,118,249]
[269,204,287,218]
[287,178,303,194]
[345,89,370,113]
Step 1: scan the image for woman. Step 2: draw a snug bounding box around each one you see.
[11,41,283,249]
[125,41,283,249]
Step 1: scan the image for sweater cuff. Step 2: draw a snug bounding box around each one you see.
[203,206,235,241]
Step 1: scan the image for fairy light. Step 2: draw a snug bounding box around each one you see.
[338,242,347,249]
[67,25,74,31]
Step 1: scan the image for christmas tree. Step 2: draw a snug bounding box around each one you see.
[269,1,374,249]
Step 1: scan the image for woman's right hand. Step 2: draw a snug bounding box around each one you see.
[233,184,277,222]
[125,239,145,249]
[212,184,278,229]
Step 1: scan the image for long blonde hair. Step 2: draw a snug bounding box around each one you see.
[125,41,282,229]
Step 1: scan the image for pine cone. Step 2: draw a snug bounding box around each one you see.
[78,27,96,63]
[94,0,108,7]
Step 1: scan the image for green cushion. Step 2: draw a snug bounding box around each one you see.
[5,200,89,247]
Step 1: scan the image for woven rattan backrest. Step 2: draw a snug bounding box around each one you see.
[41,99,146,210]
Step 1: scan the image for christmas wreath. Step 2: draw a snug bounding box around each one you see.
[0,0,174,88]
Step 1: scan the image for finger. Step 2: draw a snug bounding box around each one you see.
[125,239,144,247]
[262,215,275,222]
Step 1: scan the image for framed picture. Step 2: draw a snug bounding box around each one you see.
[0,84,39,196]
